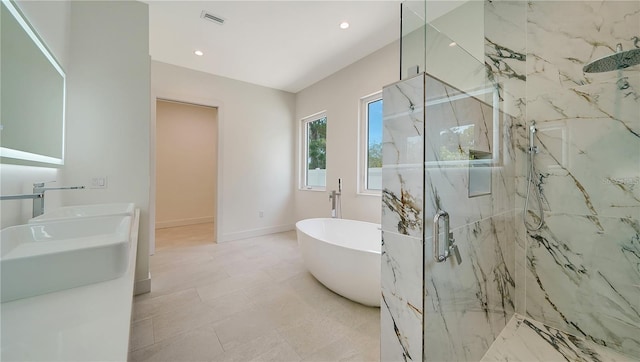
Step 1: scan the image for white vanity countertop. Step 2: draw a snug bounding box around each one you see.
[0,210,140,362]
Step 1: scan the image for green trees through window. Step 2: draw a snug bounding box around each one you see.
[301,95,383,192]
[307,117,326,170]
[304,115,327,188]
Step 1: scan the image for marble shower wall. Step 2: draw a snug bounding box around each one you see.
[521,1,640,357]
[484,1,640,357]
[381,74,425,362]
[384,0,639,360]
[484,0,528,316]
[381,71,517,361]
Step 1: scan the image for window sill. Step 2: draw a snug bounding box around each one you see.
[357,191,382,197]
[299,188,327,192]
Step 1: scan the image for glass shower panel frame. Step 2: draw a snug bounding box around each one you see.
[400,1,426,80]
[400,3,517,360]
[422,72,515,362]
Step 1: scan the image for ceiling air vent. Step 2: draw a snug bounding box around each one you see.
[200,11,225,25]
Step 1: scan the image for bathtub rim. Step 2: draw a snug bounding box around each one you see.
[295,217,381,254]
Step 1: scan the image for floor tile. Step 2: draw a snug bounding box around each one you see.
[216,330,301,362]
[129,318,154,352]
[277,313,352,358]
[212,305,279,351]
[199,289,254,323]
[196,271,274,301]
[132,288,201,322]
[146,259,230,299]
[481,314,637,362]
[302,337,366,362]
[128,324,223,362]
[151,298,219,343]
[131,223,381,361]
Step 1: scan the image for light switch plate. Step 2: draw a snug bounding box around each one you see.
[90,176,108,189]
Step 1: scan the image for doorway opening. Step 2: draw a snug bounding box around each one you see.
[155,99,218,248]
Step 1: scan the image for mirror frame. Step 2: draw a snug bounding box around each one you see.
[1,0,66,166]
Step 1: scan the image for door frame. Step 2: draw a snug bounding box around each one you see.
[150,91,224,254]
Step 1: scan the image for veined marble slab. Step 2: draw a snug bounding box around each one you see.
[381,74,426,362]
[520,1,640,358]
[481,314,637,362]
[424,212,515,361]
[381,232,424,362]
[423,74,516,232]
[382,74,425,239]
[525,213,640,356]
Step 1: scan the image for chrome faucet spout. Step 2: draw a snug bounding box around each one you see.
[0,193,43,201]
[33,183,86,193]
[38,186,85,192]
[31,183,86,217]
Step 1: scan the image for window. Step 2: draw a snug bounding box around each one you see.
[360,93,383,193]
[301,113,327,189]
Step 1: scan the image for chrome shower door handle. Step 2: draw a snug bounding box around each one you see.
[433,210,450,262]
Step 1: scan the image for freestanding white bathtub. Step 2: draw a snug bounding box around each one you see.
[295,218,381,307]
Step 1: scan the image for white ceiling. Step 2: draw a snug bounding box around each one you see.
[147,1,402,93]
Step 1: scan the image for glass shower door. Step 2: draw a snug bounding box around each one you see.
[418,22,516,361]
[421,71,516,361]
[380,3,518,361]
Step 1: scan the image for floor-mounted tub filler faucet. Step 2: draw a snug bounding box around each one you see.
[0,181,85,218]
[329,178,342,218]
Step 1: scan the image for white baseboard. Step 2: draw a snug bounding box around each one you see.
[155,216,214,229]
[134,273,151,295]
[221,224,294,242]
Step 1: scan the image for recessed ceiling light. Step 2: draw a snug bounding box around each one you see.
[449,42,457,47]
[340,22,350,30]
[194,50,204,56]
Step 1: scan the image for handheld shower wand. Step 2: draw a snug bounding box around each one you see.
[523,122,545,231]
[529,124,536,151]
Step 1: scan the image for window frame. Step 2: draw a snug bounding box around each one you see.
[300,111,327,191]
[358,92,383,195]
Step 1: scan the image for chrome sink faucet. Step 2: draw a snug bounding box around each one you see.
[32,182,85,217]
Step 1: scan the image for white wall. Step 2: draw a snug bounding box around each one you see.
[1,1,151,293]
[13,0,71,68]
[63,1,151,293]
[156,100,217,229]
[295,41,399,224]
[1,0,70,228]
[0,165,61,227]
[151,61,296,242]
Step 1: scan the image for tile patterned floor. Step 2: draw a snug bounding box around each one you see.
[481,314,637,362]
[128,223,381,362]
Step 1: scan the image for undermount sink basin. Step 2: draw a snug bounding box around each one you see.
[1,215,132,303]
[28,202,135,223]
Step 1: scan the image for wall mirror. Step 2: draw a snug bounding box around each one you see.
[1,0,65,166]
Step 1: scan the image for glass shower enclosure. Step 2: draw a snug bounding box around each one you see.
[380,1,639,361]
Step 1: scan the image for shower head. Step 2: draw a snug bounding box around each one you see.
[583,43,640,73]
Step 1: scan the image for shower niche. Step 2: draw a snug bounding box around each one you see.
[468,149,491,198]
